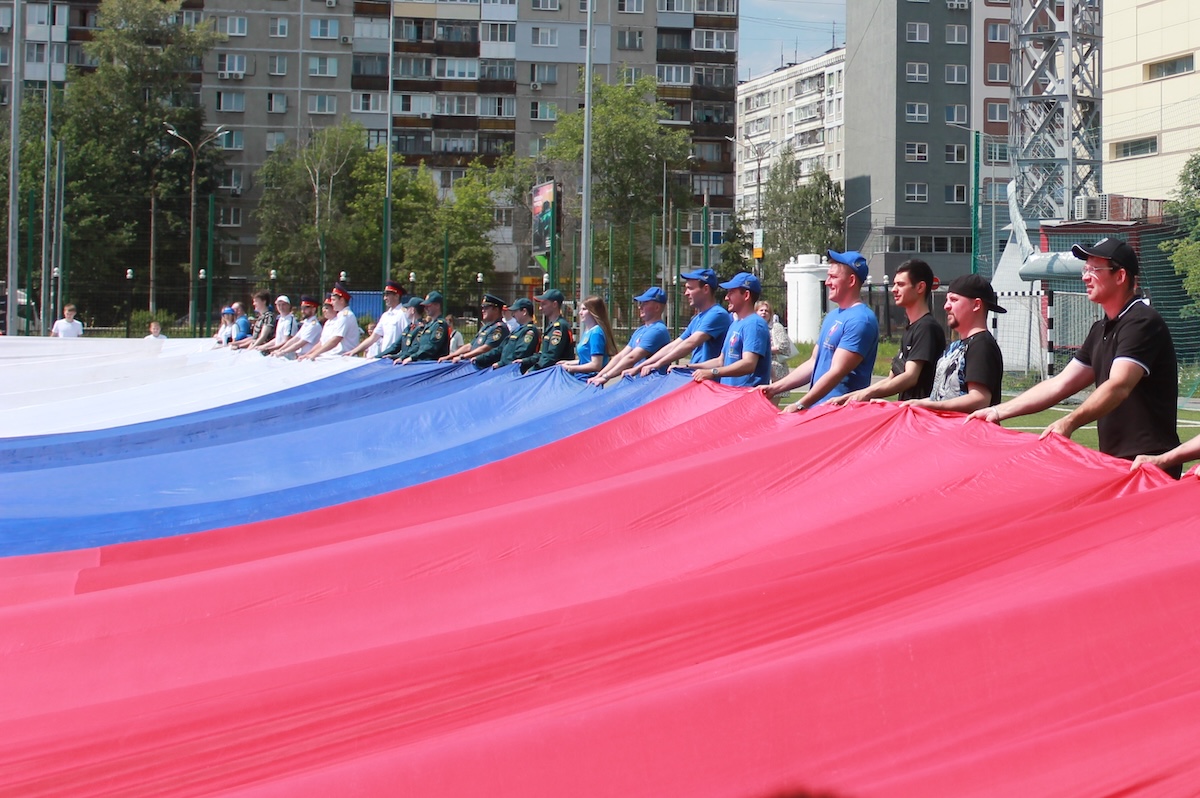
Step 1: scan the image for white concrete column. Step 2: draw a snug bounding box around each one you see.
[784,253,826,344]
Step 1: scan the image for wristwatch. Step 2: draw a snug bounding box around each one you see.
[711,368,719,378]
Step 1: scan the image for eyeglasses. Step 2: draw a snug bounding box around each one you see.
[1082,264,1117,275]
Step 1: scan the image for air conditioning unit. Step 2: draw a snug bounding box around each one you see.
[230,187,242,197]
[946,0,968,8]
[325,0,337,6]
[1074,195,1109,221]
[340,35,353,44]
[419,112,432,119]
[217,71,230,80]
[530,81,542,91]
[231,71,244,80]
[0,26,10,34]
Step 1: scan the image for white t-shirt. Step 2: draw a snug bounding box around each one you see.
[318,310,360,355]
[51,319,83,338]
[143,333,167,340]
[273,313,297,347]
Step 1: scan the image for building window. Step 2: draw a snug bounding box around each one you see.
[532,27,557,46]
[352,92,384,112]
[479,96,516,117]
[308,94,337,114]
[397,56,433,78]
[265,132,285,152]
[217,54,247,73]
[945,64,968,84]
[399,19,434,42]
[481,23,515,42]
[268,17,288,37]
[906,22,929,42]
[945,144,966,163]
[694,65,734,87]
[986,141,1010,163]
[617,29,643,49]
[355,19,390,39]
[531,0,559,8]
[618,0,644,10]
[905,142,928,162]
[987,62,1009,83]
[267,93,288,113]
[579,28,588,47]
[217,206,242,227]
[696,0,736,11]
[693,29,736,51]
[219,168,243,190]
[308,56,338,77]
[1148,55,1194,80]
[353,54,389,76]
[216,91,245,112]
[656,64,691,85]
[905,102,929,123]
[946,104,967,124]
[906,62,929,83]
[435,95,478,115]
[986,101,1009,123]
[531,63,558,83]
[482,59,516,80]
[621,66,643,84]
[435,22,478,42]
[1115,137,1158,159]
[436,58,479,79]
[905,183,928,203]
[945,184,968,204]
[310,18,339,39]
[946,24,967,44]
[268,55,287,75]
[658,0,693,10]
[987,23,1009,42]
[530,100,558,120]
[220,16,247,36]
[219,130,244,150]
[222,245,241,266]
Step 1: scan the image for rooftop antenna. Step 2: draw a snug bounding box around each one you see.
[831,22,835,50]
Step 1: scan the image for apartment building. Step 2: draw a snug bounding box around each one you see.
[845,0,1012,282]
[1102,0,1200,203]
[0,0,735,282]
[732,48,845,226]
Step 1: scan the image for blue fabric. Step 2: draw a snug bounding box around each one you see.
[721,315,772,387]
[0,367,690,555]
[628,321,671,358]
[681,305,731,363]
[576,325,609,368]
[810,303,880,403]
[233,317,251,341]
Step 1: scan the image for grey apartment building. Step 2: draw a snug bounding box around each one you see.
[845,0,1013,282]
[0,0,737,284]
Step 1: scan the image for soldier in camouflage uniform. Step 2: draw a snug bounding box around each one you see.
[443,293,510,368]
[494,298,541,369]
[521,288,574,373]
[400,291,450,363]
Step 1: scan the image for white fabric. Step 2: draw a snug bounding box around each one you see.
[51,319,83,338]
[143,334,168,341]
[0,337,366,437]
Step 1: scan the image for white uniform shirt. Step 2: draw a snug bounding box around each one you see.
[273,312,298,347]
[320,309,360,354]
[371,305,407,358]
[296,316,322,355]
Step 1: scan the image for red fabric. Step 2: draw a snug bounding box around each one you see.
[1,388,1197,797]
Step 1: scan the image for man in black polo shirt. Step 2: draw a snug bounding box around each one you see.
[829,258,946,404]
[969,237,1180,476]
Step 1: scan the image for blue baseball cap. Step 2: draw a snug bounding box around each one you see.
[633,286,666,303]
[680,268,718,288]
[718,272,762,296]
[828,250,869,284]
[221,306,234,316]
[510,297,535,313]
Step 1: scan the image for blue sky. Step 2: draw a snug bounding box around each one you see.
[737,0,846,82]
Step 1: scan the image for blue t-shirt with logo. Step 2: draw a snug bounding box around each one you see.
[576,325,609,368]
[681,304,732,363]
[627,320,671,359]
[720,314,772,387]
[810,303,879,403]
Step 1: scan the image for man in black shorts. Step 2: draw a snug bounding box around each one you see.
[829,258,946,405]
[969,237,1180,475]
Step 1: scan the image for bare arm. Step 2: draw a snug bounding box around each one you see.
[298,335,342,361]
[1042,359,1143,440]
[906,383,992,414]
[633,332,709,376]
[828,359,924,406]
[761,350,816,399]
[1133,437,1200,473]
[786,347,863,411]
[345,331,381,357]
[967,360,1094,424]
[693,351,761,383]
[588,345,636,384]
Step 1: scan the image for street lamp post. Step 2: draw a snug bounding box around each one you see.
[125,268,134,337]
[844,198,883,251]
[269,269,277,299]
[164,122,227,333]
[409,272,416,296]
[476,272,483,310]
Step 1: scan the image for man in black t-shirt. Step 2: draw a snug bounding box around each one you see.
[830,258,946,405]
[970,237,1180,475]
[907,274,1004,413]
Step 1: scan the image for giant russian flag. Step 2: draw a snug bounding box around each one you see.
[1,338,1198,797]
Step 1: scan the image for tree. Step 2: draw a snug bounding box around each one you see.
[761,148,844,284]
[718,209,753,274]
[1162,152,1200,317]
[542,73,691,227]
[55,0,224,323]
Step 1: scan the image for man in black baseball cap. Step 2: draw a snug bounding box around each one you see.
[969,237,1180,475]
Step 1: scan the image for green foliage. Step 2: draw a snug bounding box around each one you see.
[761,149,844,284]
[543,73,691,226]
[718,209,753,274]
[1162,152,1200,317]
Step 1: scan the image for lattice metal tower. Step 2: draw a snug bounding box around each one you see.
[1010,0,1102,221]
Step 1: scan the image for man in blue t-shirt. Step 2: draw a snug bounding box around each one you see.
[588,286,673,386]
[690,272,771,387]
[762,249,879,410]
[631,268,731,377]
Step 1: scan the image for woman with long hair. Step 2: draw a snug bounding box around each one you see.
[560,295,616,376]
[756,300,795,381]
